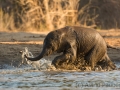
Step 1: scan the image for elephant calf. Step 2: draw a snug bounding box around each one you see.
[25,26,116,70]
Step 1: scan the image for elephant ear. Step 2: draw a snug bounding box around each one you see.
[64,26,77,57]
[64,26,77,47]
[66,26,76,40]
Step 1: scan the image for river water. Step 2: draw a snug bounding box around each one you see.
[0,62,120,90]
[0,48,120,90]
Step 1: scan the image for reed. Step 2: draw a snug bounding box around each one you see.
[1,0,120,31]
[0,0,81,31]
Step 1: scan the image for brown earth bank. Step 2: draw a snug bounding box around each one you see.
[0,30,120,69]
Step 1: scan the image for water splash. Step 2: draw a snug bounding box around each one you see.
[20,47,56,71]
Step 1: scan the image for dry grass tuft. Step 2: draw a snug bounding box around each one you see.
[0,0,79,31]
[0,0,120,31]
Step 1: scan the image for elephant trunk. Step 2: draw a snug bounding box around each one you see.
[25,48,48,61]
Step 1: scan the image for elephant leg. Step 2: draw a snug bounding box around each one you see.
[52,53,75,68]
[52,40,77,69]
[85,46,105,70]
[101,54,116,70]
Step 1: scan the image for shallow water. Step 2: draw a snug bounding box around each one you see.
[0,63,120,90]
[0,48,120,90]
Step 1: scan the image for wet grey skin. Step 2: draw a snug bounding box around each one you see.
[25,26,116,70]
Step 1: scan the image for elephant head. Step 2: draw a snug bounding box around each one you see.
[25,29,66,61]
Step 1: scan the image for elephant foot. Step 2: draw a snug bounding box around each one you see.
[107,61,117,70]
[96,59,117,71]
[101,65,117,71]
[52,59,79,70]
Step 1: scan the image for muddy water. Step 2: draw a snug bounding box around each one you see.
[0,62,120,90]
